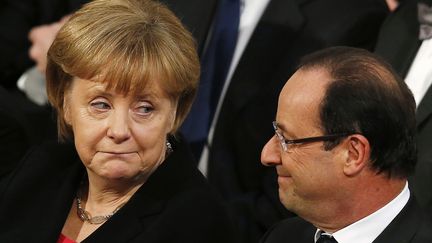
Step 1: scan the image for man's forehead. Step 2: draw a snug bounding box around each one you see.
[280,68,330,105]
[275,68,330,131]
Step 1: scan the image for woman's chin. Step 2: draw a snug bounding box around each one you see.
[94,162,139,181]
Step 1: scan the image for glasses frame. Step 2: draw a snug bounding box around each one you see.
[272,121,355,152]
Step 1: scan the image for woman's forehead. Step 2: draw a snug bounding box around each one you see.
[71,77,168,98]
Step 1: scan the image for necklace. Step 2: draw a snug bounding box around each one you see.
[76,191,125,224]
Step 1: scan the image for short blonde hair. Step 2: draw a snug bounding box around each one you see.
[46,0,200,140]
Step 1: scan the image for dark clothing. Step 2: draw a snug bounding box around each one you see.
[0,0,215,89]
[0,139,239,242]
[261,196,432,243]
[161,0,216,56]
[205,0,389,241]
[0,0,87,89]
[374,0,432,218]
[0,87,56,178]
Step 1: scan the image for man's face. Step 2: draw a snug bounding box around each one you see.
[261,68,347,216]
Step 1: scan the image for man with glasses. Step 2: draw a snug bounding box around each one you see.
[260,46,432,243]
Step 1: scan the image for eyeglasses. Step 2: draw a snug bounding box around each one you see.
[272,121,355,152]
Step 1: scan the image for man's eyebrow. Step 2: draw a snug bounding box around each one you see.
[276,122,297,139]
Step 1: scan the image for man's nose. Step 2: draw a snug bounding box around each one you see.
[261,136,282,167]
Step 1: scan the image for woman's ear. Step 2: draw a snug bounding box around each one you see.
[343,134,371,176]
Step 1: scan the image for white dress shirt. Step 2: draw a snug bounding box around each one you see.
[405,38,432,107]
[314,183,410,243]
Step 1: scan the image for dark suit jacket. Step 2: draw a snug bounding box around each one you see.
[0,139,239,242]
[206,0,389,241]
[374,0,432,217]
[261,195,432,243]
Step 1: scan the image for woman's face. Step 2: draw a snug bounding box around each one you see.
[64,77,176,181]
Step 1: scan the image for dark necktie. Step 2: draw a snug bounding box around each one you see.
[180,0,240,157]
[317,233,338,243]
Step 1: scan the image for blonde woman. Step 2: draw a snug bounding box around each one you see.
[0,0,238,242]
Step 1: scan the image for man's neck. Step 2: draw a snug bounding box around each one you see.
[308,175,406,232]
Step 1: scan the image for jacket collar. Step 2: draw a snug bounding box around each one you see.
[372,195,427,243]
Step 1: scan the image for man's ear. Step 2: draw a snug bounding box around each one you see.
[343,134,371,176]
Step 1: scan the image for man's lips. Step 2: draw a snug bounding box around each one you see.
[276,167,291,178]
[277,173,292,186]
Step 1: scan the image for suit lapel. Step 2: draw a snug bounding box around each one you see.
[82,161,175,242]
[46,161,83,240]
[375,0,421,77]
[82,191,165,243]
[372,196,423,243]
[261,217,316,243]
[374,0,432,128]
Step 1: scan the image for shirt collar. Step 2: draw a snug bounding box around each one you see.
[314,182,410,243]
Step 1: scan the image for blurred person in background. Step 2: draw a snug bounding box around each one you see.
[375,0,432,218]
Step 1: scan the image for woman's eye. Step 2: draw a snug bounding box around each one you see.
[90,101,111,110]
[134,102,153,115]
[136,106,153,114]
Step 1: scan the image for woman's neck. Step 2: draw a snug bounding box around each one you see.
[80,171,146,215]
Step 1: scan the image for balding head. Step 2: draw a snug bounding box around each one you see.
[299,46,417,178]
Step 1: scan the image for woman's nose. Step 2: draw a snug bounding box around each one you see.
[107,110,131,143]
[261,136,282,167]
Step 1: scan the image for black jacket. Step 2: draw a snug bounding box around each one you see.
[261,195,432,243]
[0,139,239,242]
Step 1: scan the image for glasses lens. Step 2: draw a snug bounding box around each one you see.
[272,122,287,151]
